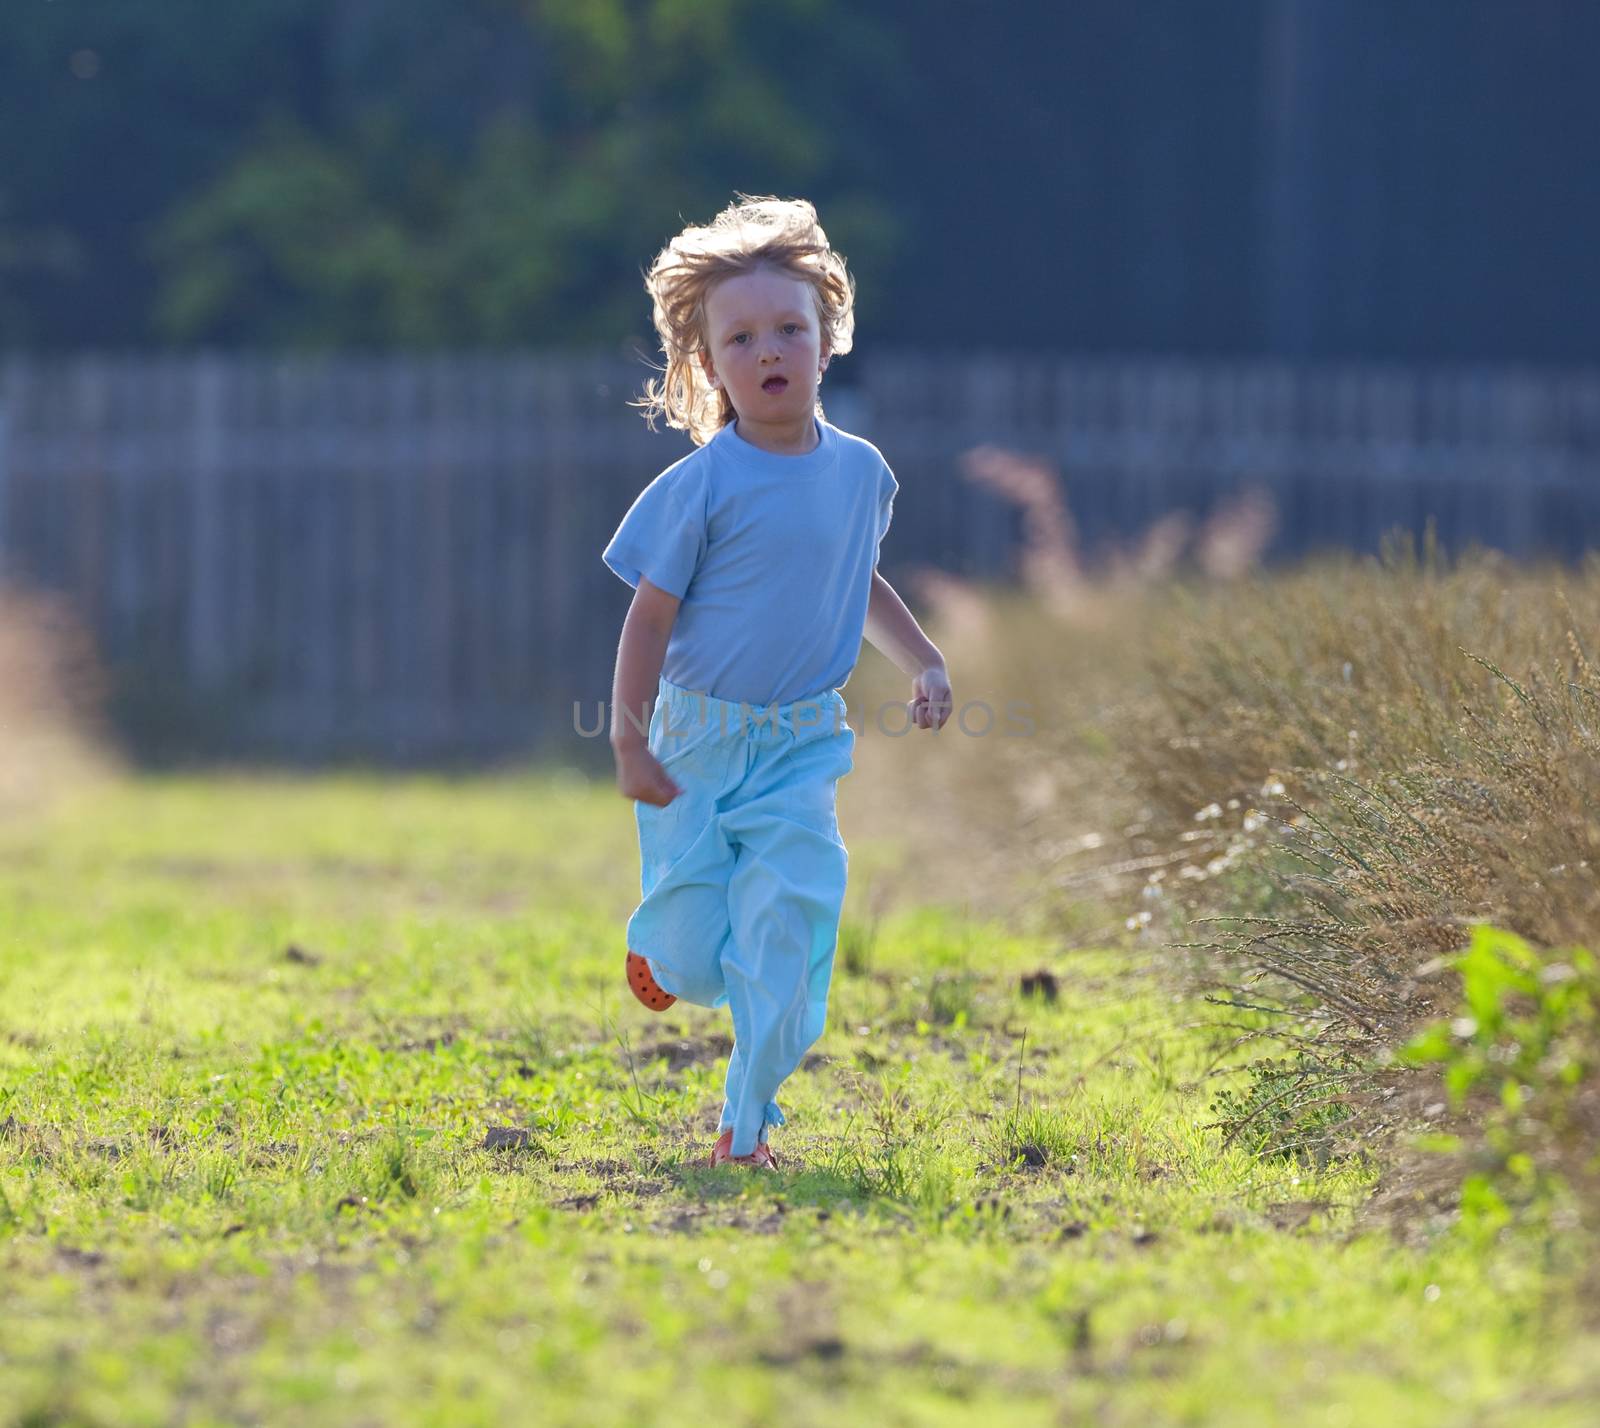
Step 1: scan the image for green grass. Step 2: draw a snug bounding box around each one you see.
[0,771,1595,1427]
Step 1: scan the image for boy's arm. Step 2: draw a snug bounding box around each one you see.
[610,576,682,753]
[864,570,945,678]
[865,571,952,729]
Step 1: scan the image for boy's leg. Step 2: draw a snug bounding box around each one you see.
[716,1044,784,1146]
[630,805,737,1009]
[717,722,854,1157]
[627,699,743,1009]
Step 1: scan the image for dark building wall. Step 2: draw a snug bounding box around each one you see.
[863,0,1600,365]
[8,1,1600,365]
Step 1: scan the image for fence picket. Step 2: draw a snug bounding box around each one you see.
[1,351,1597,758]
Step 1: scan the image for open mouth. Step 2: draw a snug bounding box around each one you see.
[761,376,788,394]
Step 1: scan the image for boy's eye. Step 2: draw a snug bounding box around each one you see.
[782,323,798,334]
[732,333,749,344]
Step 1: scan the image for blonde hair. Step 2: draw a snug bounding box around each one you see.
[632,194,856,446]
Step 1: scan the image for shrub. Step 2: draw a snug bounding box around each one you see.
[1396,923,1598,1232]
[1086,530,1600,1189]
[0,585,122,818]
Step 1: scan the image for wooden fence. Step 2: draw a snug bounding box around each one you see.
[0,351,1596,763]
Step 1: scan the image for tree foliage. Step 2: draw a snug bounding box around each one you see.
[2,0,901,348]
[8,2,1600,360]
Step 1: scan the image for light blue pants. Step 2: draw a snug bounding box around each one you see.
[627,673,855,1158]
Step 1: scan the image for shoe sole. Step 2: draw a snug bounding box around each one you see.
[708,1130,779,1170]
[626,951,677,1010]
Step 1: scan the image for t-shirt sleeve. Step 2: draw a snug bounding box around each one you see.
[874,460,899,568]
[601,469,707,598]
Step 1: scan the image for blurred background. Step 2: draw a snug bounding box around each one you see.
[3,0,1599,773]
[10,10,1600,1412]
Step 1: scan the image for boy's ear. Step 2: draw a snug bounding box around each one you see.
[698,349,720,389]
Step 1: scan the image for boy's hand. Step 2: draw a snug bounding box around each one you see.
[909,664,954,730]
[614,743,684,806]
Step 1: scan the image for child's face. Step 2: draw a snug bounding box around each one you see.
[700,265,829,431]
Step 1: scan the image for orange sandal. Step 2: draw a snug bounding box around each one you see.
[626,951,677,1011]
[709,1128,779,1170]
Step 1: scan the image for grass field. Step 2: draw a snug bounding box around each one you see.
[2,771,1597,1427]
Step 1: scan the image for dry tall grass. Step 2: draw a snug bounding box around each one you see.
[1116,529,1600,1006]
[844,450,1281,935]
[852,448,1598,1248]
[0,584,124,821]
[1105,529,1600,1237]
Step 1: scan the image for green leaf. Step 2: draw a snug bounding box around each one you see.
[1396,1023,1454,1064]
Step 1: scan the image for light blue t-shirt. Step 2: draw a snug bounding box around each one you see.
[602,415,898,707]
